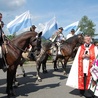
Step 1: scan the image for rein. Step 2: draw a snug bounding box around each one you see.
[5,36,27,52]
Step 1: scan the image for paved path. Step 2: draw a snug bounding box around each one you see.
[0,61,85,98]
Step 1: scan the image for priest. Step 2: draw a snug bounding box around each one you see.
[66,34,98,97]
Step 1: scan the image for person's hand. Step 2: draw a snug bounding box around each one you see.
[92,80,96,87]
[82,54,90,59]
[2,33,4,36]
[85,54,90,58]
[61,40,64,43]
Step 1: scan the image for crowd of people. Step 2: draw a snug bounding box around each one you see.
[1,12,98,98]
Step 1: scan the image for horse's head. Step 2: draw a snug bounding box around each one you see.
[41,40,52,51]
[11,31,42,53]
[30,31,42,47]
[77,33,84,45]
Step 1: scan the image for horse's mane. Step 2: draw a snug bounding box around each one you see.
[64,35,78,44]
[12,31,36,41]
[63,33,83,44]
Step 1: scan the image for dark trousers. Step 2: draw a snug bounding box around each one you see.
[80,74,94,97]
[94,96,98,98]
[80,73,87,95]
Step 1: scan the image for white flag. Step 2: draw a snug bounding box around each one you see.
[7,11,32,35]
[63,21,79,36]
[75,28,81,35]
[42,17,58,39]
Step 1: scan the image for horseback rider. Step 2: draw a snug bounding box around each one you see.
[66,29,75,39]
[28,25,42,60]
[30,25,37,33]
[30,25,41,51]
[0,13,8,72]
[66,29,78,58]
[50,27,65,61]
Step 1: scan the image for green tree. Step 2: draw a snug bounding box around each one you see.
[6,32,16,40]
[78,16,96,36]
[7,34,15,40]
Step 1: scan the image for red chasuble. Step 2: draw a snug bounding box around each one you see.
[78,44,95,90]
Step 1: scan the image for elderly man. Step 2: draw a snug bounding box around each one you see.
[66,34,98,97]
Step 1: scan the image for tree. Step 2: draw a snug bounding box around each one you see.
[78,16,96,36]
[7,34,16,40]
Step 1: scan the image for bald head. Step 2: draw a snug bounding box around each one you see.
[84,35,92,44]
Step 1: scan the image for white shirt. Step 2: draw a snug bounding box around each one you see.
[66,33,74,39]
[56,33,65,42]
[83,45,90,75]
[83,44,98,75]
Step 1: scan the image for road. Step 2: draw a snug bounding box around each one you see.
[0,61,85,98]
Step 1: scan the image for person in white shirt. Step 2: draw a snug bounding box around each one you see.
[50,27,65,42]
[50,27,65,62]
[66,29,75,39]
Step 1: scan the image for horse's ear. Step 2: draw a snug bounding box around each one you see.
[38,32,42,37]
[78,35,81,38]
[78,33,83,38]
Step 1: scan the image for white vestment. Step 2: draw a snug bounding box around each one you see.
[83,44,91,75]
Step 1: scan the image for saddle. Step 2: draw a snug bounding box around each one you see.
[52,42,62,55]
[2,41,8,54]
[22,51,30,60]
[22,47,40,61]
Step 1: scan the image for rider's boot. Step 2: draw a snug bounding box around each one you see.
[0,57,8,72]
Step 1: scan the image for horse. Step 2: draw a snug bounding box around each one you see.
[55,33,84,74]
[35,33,84,81]
[15,39,48,82]
[14,32,42,86]
[1,30,42,97]
[17,53,48,78]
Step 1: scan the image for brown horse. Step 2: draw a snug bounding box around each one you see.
[1,31,42,97]
[14,32,42,86]
[50,33,84,74]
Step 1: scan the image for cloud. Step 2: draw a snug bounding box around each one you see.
[0,0,26,11]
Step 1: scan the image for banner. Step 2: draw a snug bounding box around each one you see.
[42,17,58,39]
[7,11,32,35]
[63,21,79,36]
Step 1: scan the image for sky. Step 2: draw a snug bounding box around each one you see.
[0,0,98,35]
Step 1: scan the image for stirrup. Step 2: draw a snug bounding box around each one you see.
[2,65,8,72]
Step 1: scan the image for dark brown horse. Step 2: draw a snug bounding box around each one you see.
[1,31,42,97]
[14,32,42,85]
[36,33,84,81]
[59,33,84,74]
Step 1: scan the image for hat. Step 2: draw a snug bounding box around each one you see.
[31,25,36,28]
[71,29,75,32]
[59,27,63,30]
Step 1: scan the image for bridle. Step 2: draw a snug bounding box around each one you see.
[5,35,38,52]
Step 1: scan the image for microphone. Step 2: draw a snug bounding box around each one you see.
[85,51,88,54]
